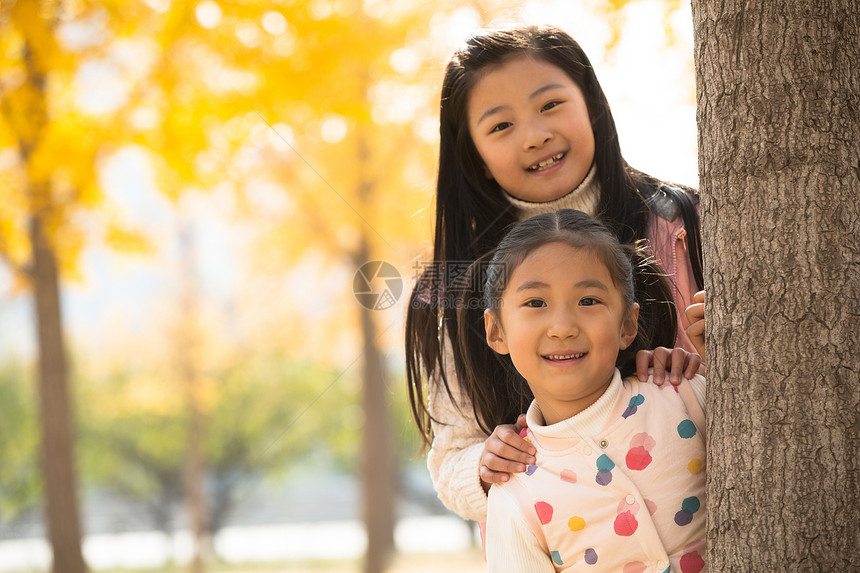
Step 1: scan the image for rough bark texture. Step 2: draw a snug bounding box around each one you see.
[692,0,860,570]
[30,215,88,573]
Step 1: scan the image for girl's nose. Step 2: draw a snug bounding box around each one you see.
[547,311,578,339]
[524,119,553,150]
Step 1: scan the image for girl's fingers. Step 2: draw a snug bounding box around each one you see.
[480,464,512,486]
[495,423,536,456]
[669,346,689,384]
[485,437,535,466]
[685,302,705,323]
[684,351,703,379]
[687,319,705,339]
[481,450,529,476]
[686,318,706,360]
[514,413,528,433]
[651,347,669,384]
[635,350,654,382]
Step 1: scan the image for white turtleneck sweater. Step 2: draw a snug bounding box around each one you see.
[504,163,600,220]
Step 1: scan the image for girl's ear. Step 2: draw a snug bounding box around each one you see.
[484,309,510,355]
[619,303,640,350]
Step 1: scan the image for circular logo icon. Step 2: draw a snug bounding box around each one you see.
[353,261,402,310]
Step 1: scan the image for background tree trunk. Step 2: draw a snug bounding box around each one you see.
[177,223,209,573]
[692,0,860,569]
[356,237,397,573]
[354,115,396,572]
[30,214,88,573]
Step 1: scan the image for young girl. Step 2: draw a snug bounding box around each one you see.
[472,209,706,572]
[405,25,704,523]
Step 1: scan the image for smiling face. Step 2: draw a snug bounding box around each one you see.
[484,241,638,425]
[467,56,596,203]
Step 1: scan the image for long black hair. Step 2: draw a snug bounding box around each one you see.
[456,209,677,434]
[406,25,702,444]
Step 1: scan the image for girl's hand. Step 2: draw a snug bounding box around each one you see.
[479,414,536,492]
[685,290,706,360]
[635,346,702,386]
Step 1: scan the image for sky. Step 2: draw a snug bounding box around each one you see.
[0,0,698,363]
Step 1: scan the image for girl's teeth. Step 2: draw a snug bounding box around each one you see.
[547,353,584,360]
[529,153,564,171]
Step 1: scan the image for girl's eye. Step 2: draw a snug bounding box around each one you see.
[541,100,562,112]
[490,121,512,133]
[524,299,546,308]
[579,297,600,306]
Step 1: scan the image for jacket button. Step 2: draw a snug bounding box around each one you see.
[599,439,609,449]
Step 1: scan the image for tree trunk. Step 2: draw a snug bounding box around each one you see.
[356,233,397,573]
[177,223,209,573]
[692,0,860,570]
[29,214,88,573]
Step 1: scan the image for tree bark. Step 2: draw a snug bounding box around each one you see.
[29,214,88,573]
[692,0,860,570]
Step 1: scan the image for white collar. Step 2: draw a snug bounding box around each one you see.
[504,163,600,221]
[527,368,621,439]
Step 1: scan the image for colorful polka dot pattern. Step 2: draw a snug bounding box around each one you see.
[626,432,656,471]
[510,382,705,572]
[595,454,615,485]
[622,394,645,418]
[680,541,706,573]
[614,497,640,536]
[680,550,705,573]
[674,496,701,526]
[644,498,657,515]
[613,510,638,536]
[677,419,697,439]
[568,515,586,532]
[688,458,704,474]
[535,501,553,525]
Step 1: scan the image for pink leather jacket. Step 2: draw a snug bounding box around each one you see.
[647,212,699,353]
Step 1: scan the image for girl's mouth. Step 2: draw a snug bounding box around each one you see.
[528,152,565,172]
[544,352,585,361]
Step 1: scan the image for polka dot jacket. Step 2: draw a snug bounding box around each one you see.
[486,371,706,573]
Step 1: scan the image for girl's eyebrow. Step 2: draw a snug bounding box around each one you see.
[529,83,565,100]
[475,83,568,126]
[476,105,508,126]
[514,278,609,293]
[515,279,549,292]
[574,279,609,291]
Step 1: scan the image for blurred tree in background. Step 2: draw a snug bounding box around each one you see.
[0,1,122,570]
[0,0,445,571]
